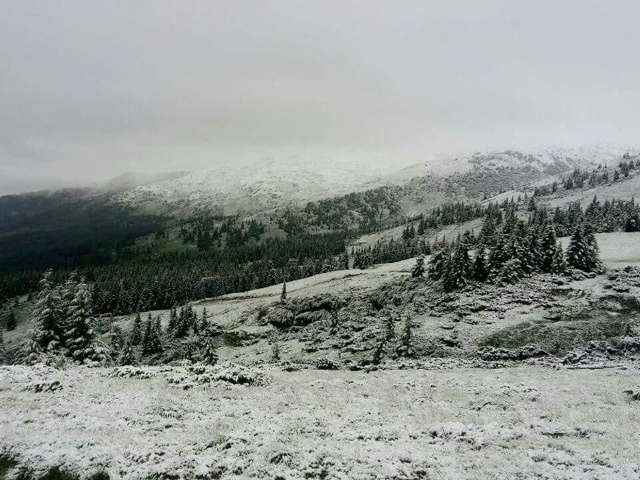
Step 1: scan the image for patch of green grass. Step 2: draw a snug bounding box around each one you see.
[479,312,637,354]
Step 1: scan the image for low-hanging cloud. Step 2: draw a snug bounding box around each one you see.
[1,0,640,194]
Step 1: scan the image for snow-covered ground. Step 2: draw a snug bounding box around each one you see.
[1,363,639,479]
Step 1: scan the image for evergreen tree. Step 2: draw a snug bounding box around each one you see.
[119,341,136,365]
[411,255,425,278]
[142,317,163,356]
[168,306,177,332]
[65,278,94,360]
[154,316,163,338]
[141,318,153,356]
[472,248,489,282]
[200,338,218,365]
[443,243,471,291]
[271,340,280,362]
[551,241,566,273]
[495,258,523,284]
[198,307,209,332]
[522,227,543,274]
[384,314,395,342]
[130,312,143,345]
[488,234,509,273]
[280,281,287,303]
[428,246,449,280]
[566,225,601,272]
[111,324,126,351]
[398,316,414,357]
[625,213,640,232]
[540,223,558,273]
[584,225,603,271]
[32,270,64,352]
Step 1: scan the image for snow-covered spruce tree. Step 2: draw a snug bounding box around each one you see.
[154,316,162,337]
[32,269,64,352]
[488,234,509,274]
[372,337,385,365]
[522,227,543,274]
[427,245,449,280]
[551,241,567,273]
[398,316,414,357]
[141,317,163,356]
[200,338,218,365]
[111,324,126,351]
[496,258,523,284]
[168,306,177,332]
[384,314,395,342]
[174,307,186,338]
[565,224,602,272]
[270,339,280,362]
[442,242,471,291]
[584,225,603,271]
[141,318,153,356]
[119,341,136,365]
[130,312,143,345]
[472,247,489,282]
[411,255,425,278]
[540,223,558,273]
[198,307,209,332]
[65,278,95,361]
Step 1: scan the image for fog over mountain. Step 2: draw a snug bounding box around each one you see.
[2,0,640,194]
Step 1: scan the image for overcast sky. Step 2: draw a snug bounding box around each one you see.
[1,0,640,194]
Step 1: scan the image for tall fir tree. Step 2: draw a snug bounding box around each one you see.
[428,245,449,280]
[200,339,218,365]
[551,241,567,273]
[65,278,94,360]
[32,270,64,352]
[566,224,601,272]
[540,223,558,273]
[130,312,143,345]
[119,341,136,365]
[168,306,177,332]
[443,242,471,291]
[411,255,425,278]
[472,248,489,282]
[198,307,209,332]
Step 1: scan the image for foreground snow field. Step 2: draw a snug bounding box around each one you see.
[1,364,639,480]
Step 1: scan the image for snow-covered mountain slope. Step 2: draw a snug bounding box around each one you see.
[113,157,426,216]
[436,145,638,177]
[111,146,637,217]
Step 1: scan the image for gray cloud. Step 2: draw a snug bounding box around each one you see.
[2,0,640,193]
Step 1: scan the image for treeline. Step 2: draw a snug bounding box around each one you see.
[280,185,403,234]
[533,155,640,196]
[115,305,221,366]
[355,193,640,269]
[178,215,266,251]
[354,201,493,267]
[423,209,600,291]
[6,269,222,366]
[89,231,348,315]
[550,197,640,236]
